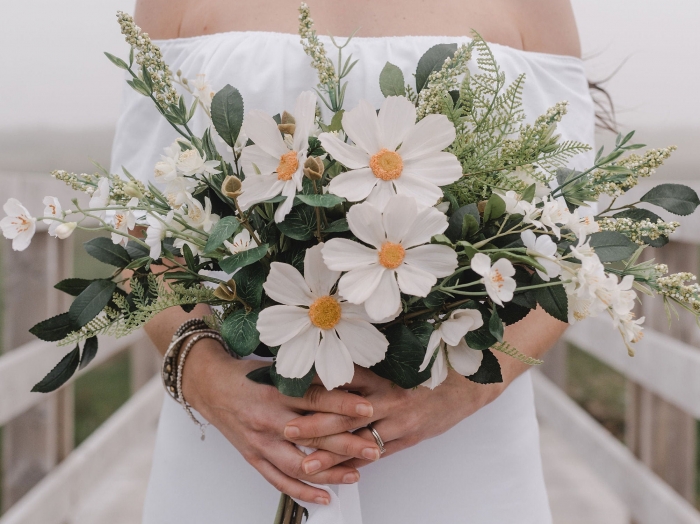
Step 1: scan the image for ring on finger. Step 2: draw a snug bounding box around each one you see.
[367,423,386,455]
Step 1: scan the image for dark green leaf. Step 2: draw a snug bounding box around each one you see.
[277,205,316,241]
[219,244,269,274]
[68,280,117,328]
[182,244,196,272]
[84,237,131,267]
[498,301,532,325]
[379,62,406,97]
[371,323,433,389]
[466,349,502,384]
[126,240,150,260]
[221,309,260,357]
[640,183,700,216]
[613,208,669,247]
[211,85,245,148]
[271,363,315,397]
[125,256,151,270]
[296,194,345,208]
[247,365,275,386]
[488,308,504,342]
[588,231,638,262]
[29,312,75,342]
[204,216,241,253]
[232,263,267,308]
[31,346,80,393]
[80,337,98,370]
[323,218,349,233]
[446,204,479,241]
[253,344,276,358]
[483,193,506,222]
[415,43,457,93]
[533,275,568,323]
[55,278,93,297]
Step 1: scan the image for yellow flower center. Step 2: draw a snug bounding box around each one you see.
[277,151,299,181]
[308,295,342,330]
[378,242,405,269]
[489,269,505,291]
[370,148,403,181]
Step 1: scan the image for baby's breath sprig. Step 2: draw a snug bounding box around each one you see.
[591,146,677,197]
[51,170,152,205]
[597,216,680,245]
[655,272,700,316]
[416,43,473,119]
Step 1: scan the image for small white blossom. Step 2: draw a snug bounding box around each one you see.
[145,211,174,259]
[521,230,561,281]
[192,74,215,110]
[42,196,63,236]
[176,148,221,178]
[154,141,181,182]
[1,198,36,251]
[89,178,111,218]
[55,222,77,239]
[566,208,599,238]
[224,229,257,255]
[184,197,219,233]
[163,177,197,209]
[470,253,516,306]
[539,197,571,239]
[111,198,139,246]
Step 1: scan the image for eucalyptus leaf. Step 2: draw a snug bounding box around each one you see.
[587,231,638,262]
[221,309,260,357]
[68,280,117,328]
[246,365,275,386]
[415,43,457,93]
[84,237,131,267]
[29,312,75,342]
[126,240,150,260]
[31,346,80,393]
[211,85,245,148]
[296,194,345,208]
[323,218,349,233]
[640,183,700,216]
[379,62,406,97]
[219,244,269,274]
[446,204,479,241]
[483,193,506,222]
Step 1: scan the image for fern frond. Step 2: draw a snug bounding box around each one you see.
[492,341,543,366]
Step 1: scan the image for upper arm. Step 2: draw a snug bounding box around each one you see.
[512,0,582,58]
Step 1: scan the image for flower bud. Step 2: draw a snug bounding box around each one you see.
[477,200,488,215]
[221,175,243,199]
[55,222,77,239]
[124,181,144,199]
[303,156,324,181]
[281,111,296,125]
[278,111,296,135]
[213,280,237,301]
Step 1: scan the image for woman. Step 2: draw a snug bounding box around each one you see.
[111,0,595,521]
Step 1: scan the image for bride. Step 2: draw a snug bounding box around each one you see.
[112,0,596,522]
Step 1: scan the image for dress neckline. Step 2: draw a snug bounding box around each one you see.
[152,30,584,65]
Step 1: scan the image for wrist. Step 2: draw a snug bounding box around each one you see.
[180,336,232,416]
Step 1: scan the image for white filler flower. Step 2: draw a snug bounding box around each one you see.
[42,196,63,236]
[419,309,484,389]
[320,96,462,209]
[322,195,458,321]
[521,230,561,281]
[1,198,36,251]
[257,244,389,390]
[224,229,257,254]
[145,211,174,259]
[238,91,317,222]
[470,253,516,306]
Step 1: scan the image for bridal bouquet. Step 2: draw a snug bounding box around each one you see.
[4,5,699,398]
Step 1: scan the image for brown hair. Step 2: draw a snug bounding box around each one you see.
[589,80,617,133]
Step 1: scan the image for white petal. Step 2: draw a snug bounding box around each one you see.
[304,244,340,297]
[322,238,378,271]
[240,144,280,177]
[382,195,417,243]
[440,309,483,346]
[342,99,381,155]
[402,151,463,186]
[401,206,450,248]
[395,263,437,297]
[521,230,537,250]
[365,180,397,210]
[4,198,29,217]
[273,181,298,223]
[403,244,458,277]
[363,270,401,321]
[346,201,387,248]
[263,262,314,306]
[492,257,516,278]
[243,110,288,158]
[392,173,443,207]
[419,330,444,372]
[470,253,492,278]
[292,91,317,152]
[257,305,313,347]
[334,318,388,367]
[318,133,370,169]
[421,346,448,390]
[377,96,416,151]
[238,175,285,211]
[13,229,34,251]
[275,325,320,379]
[398,114,456,160]
[447,340,484,376]
[327,168,378,202]
[315,330,355,390]
[337,264,385,304]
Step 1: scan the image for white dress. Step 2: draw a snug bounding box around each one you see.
[110,31,595,524]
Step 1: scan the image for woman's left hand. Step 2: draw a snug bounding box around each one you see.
[282,365,505,474]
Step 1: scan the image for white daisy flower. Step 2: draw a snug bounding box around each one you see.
[418,309,484,389]
[319,96,462,209]
[111,198,139,246]
[257,244,389,390]
[176,147,221,178]
[224,229,257,254]
[238,91,317,223]
[145,211,174,259]
[470,253,516,306]
[1,198,36,251]
[42,196,63,236]
[521,230,561,281]
[321,195,458,321]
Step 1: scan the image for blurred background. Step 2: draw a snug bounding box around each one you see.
[0,1,699,523]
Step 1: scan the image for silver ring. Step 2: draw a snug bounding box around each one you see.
[367,423,386,455]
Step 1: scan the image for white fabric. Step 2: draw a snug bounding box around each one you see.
[109,30,596,524]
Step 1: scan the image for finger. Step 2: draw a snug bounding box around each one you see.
[284,412,368,440]
[267,440,362,486]
[344,425,403,468]
[344,437,406,468]
[286,385,374,418]
[293,432,381,465]
[343,365,392,394]
[256,458,331,506]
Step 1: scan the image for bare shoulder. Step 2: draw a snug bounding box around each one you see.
[133,0,188,40]
[509,0,582,58]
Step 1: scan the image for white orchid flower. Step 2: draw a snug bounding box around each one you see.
[470,253,516,306]
[1,198,36,251]
[320,96,462,209]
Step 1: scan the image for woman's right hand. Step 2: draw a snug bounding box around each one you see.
[180,338,381,505]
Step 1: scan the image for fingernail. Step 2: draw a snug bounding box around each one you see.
[314,496,330,505]
[284,426,300,438]
[362,447,380,460]
[304,460,321,474]
[355,403,373,417]
[342,472,359,484]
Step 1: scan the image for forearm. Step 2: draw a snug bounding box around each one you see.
[144,302,214,357]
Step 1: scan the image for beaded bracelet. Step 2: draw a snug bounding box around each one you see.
[161,323,213,402]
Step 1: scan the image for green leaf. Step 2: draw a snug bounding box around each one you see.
[68,280,117,328]
[488,308,504,342]
[219,244,269,274]
[415,43,457,93]
[84,237,131,267]
[246,365,275,386]
[211,84,245,148]
[29,312,75,342]
[126,240,150,260]
[328,110,344,132]
[271,363,315,397]
[323,218,349,233]
[446,204,479,241]
[613,208,669,247]
[31,346,80,393]
[588,231,638,262]
[221,309,260,357]
[379,62,406,97]
[104,52,128,70]
[521,183,537,203]
[55,278,93,297]
[640,183,700,216]
[126,77,151,96]
[276,205,316,241]
[483,193,506,222]
[498,301,532,325]
[533,275,568,323]
[204,216,241,253]
[80,337,98,370]
[371,323,433,389]
[466,349,502,384]
[296,194,345,208]
[125,256,151,270]
[493,252,547,275]
[232,263,267,308]
[182,244,196,272]
[464,324,497,350]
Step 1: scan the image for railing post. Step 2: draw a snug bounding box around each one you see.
[1,232,74,510]
[129,337,159,394]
